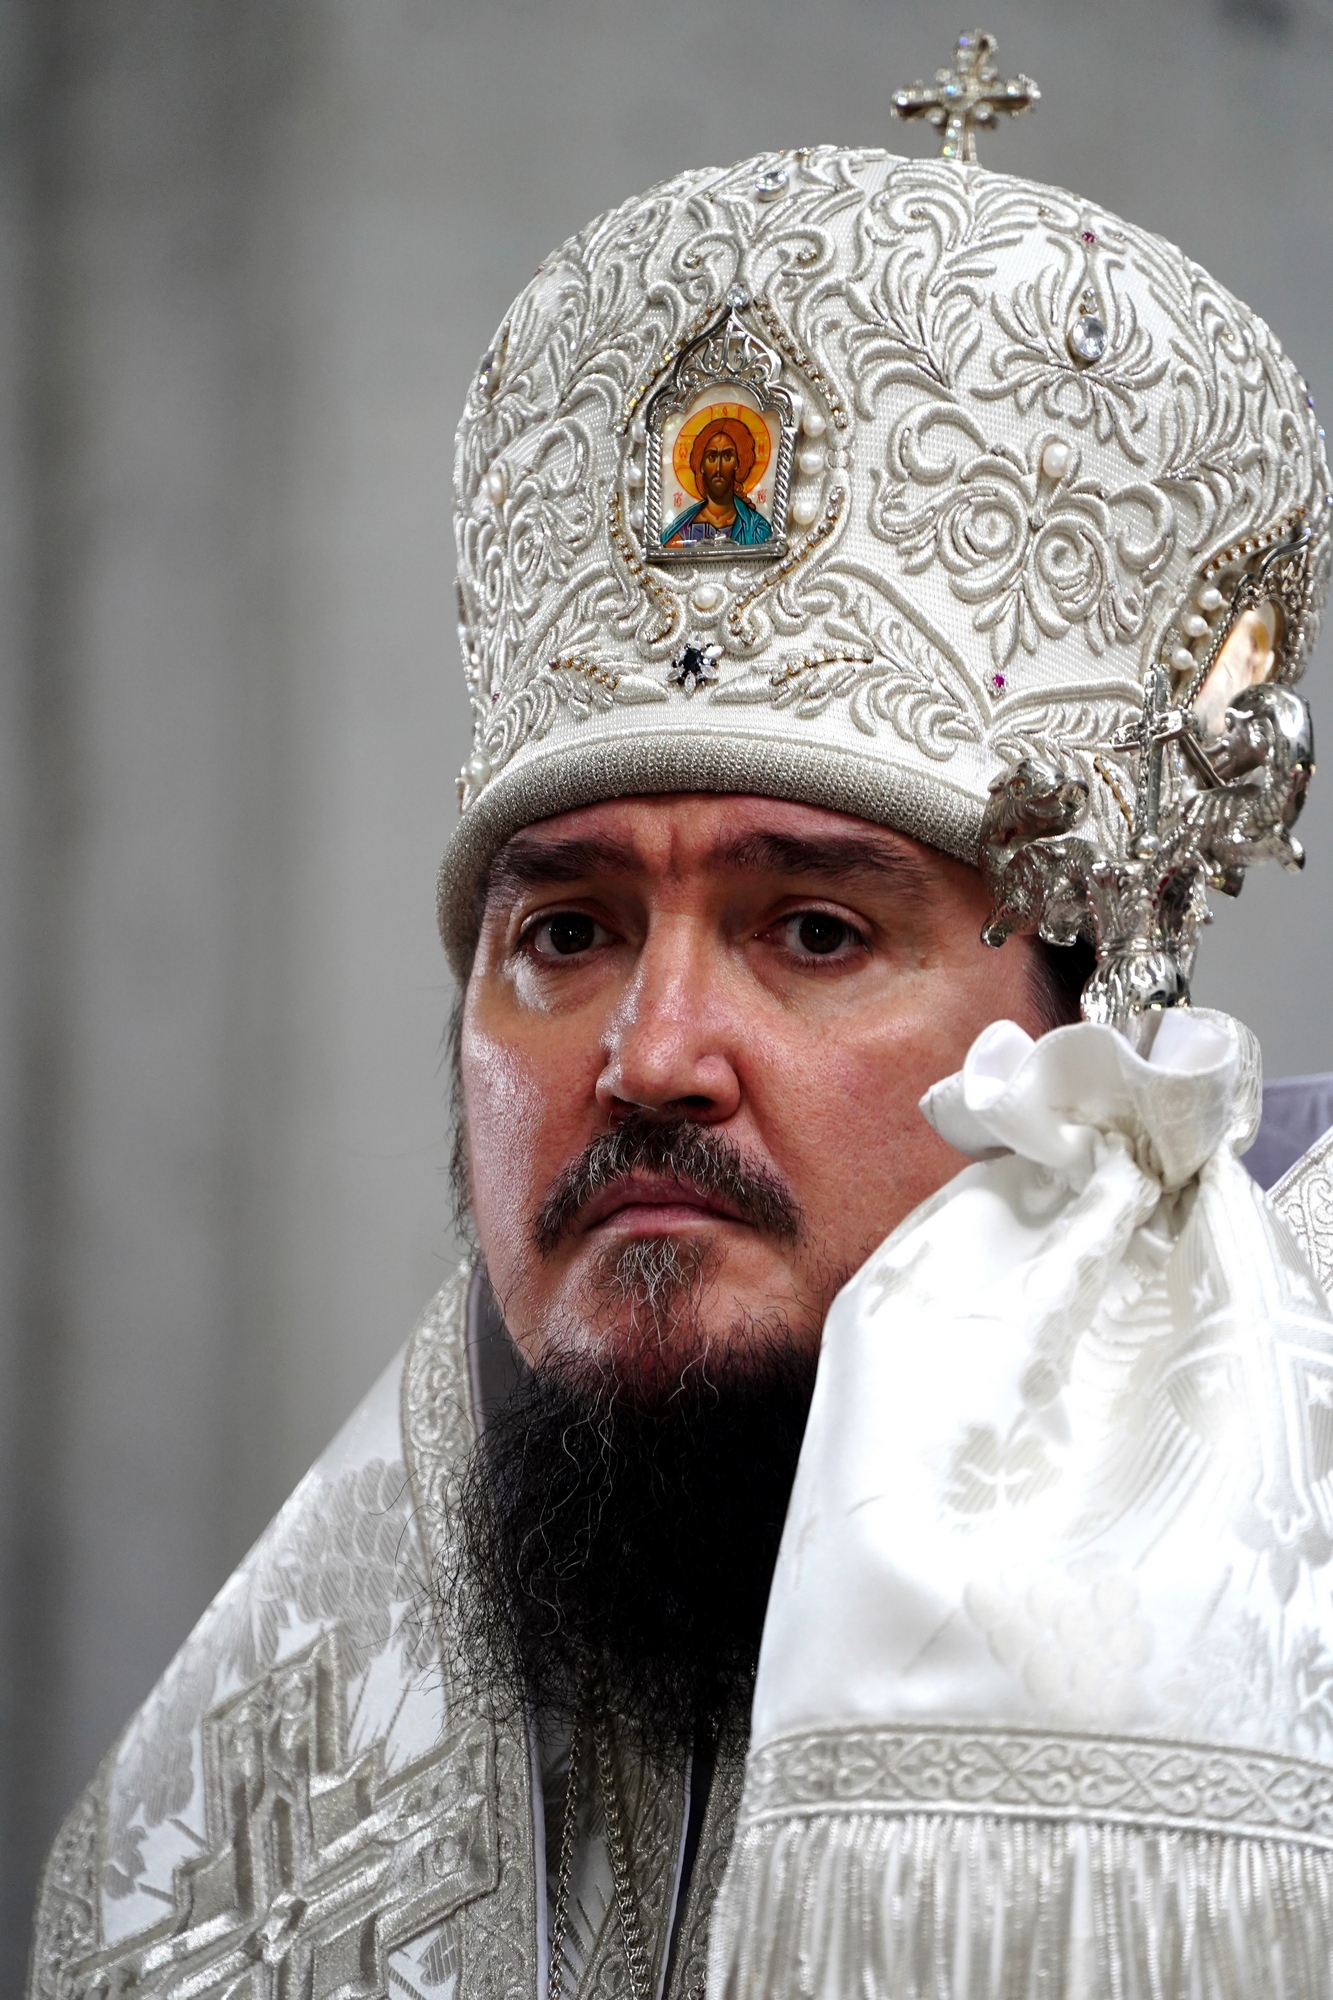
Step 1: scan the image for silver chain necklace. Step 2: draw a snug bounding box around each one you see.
[547,1712,652,2000]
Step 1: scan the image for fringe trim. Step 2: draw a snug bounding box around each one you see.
[706,1810,1333,1999]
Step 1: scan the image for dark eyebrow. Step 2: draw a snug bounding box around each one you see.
[481,825,937,922]
[484,835,641,907]
[715,830,934,903]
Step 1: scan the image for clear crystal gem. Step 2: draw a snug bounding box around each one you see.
[1067,313,1107,365]
[754,171,787,201]
[477,329,508,399]
[726,284,750,310]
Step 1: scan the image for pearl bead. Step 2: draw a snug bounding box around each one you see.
[1170,646,1195,674]
[791,494,819,527]
[691,582,724,614]
[626,461,644,489]
[1041,439,1072,481]
[1196,585,1224,612]
[802,409,827,439]
[466,752,492,788]
[629,505,644,534]
[1182,612,1209,639]
[484,466,506,505]
[798,447,825,477]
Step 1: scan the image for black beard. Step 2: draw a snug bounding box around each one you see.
[453,1316,818,1755]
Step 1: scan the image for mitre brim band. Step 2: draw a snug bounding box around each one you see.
[436,722,985,975]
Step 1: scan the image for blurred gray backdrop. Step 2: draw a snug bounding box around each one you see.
[4,0,1333,1970]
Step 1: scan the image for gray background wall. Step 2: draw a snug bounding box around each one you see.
[4,0,1332,1970]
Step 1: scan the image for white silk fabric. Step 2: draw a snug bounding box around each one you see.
[710,1010,1333,2000]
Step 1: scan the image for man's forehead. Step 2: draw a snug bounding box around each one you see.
[485,793,942,897]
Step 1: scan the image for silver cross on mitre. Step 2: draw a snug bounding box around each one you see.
[892,31,1040,163]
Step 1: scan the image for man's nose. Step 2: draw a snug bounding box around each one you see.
[595,920,742,1124]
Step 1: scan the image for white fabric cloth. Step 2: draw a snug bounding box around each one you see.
[711,1009,1333,1999]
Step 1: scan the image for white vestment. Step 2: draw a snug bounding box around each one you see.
[31,1021,1333,2000]
[28,1266,742,2000]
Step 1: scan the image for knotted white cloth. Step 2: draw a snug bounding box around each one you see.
[709,1009,1333,2000]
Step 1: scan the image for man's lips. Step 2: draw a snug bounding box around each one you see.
[574,1173,749,1236]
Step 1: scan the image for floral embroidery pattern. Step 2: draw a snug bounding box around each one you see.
[713,596,980,760]
[874,411,1174,665]
[976,257,1168,462]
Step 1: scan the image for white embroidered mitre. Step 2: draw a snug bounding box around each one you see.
[709,1010,1333,1999]
[437,148,1329,976]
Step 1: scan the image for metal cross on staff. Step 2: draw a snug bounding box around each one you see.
[1110,662,1222,857]
[1114,663,1177,855]
[892,31,1040,163]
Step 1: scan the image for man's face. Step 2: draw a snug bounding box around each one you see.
[700,432,739,506]
[461,793,1047,1385]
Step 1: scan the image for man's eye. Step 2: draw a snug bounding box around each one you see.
[527,912,606,957]
[782,911,865,958]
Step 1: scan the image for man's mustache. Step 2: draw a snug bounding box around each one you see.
[533,1114,802,1255]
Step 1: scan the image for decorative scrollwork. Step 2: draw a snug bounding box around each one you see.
[873,409,1175,667]
[976,254,1169,463]
[713,614,979,762]
[741,1723,1333,1848]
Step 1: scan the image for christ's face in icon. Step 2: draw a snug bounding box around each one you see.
[660,409,774,548]
[699,430,740,520]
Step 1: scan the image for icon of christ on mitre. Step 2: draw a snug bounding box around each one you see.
[662,405,774,547]
[29,26,1333,2000]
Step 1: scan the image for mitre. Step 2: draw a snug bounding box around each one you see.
[439,98,1329,997]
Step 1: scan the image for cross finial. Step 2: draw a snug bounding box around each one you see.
[892,31,1039,163]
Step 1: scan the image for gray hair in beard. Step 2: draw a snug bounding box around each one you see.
[585,1234,721,1378]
